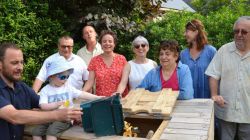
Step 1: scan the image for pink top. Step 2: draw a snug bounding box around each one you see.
[88,53,128,96]
[160,67,179,91]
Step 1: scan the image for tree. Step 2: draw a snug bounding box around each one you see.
[0,0,65,85]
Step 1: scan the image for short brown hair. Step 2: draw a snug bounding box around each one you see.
[0,42,21,61]
[159,40,180,62]
[99,30,117,45]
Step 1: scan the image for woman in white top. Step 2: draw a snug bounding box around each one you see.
[116,36,157,96]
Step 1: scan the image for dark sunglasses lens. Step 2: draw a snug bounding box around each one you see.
[234,29,248,35]
[134,45,140,49]
[241,30,248,35]
[57,75,69,80]
[134,44,146,49]
[233,30,240,35]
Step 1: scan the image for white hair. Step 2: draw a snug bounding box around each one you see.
[234,16,250,28]
[132,35,149,47]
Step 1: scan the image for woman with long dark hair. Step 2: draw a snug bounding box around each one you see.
[180,19,216,98]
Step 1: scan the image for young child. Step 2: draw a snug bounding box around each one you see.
[32,56,102,140]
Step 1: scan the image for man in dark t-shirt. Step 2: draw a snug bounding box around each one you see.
[0,42,83,140]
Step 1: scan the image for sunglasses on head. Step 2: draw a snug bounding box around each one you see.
[56,73,70,80]
[188,21,197,29]
[233,29,250,36]
[134,44,146,49]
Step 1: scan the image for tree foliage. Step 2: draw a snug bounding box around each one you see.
[191,0,250,15]
[141,0,250,63]
[1,0,250,85]
[0,0,65,85]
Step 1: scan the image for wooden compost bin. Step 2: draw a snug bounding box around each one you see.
[24,89,214,140]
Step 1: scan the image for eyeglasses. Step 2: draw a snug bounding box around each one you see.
[134,44,147,49]
[60,45,73,49]
[56,74,70,80]
[233,29,250,36]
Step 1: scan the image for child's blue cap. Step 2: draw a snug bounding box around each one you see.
[46,56,74,78]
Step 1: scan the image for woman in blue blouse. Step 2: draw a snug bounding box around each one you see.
[137,40,193,100]
[180,19,216,98]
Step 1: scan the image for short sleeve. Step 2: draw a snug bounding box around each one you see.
[36,59,49,82]
[205,48,222,80]
[88,56,99,71]
[0,96,10,109]
[39,89,49,104]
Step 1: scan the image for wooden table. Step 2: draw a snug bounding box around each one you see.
[24,99,214,140]
[160,99,214,140]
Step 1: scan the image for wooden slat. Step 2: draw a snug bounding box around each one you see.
[171,112,211,118]
[208,106,214,140]
[170,117,211,124]
[160,133,208,140]
[123,89,144,111]
[152,89,171,113]
[160,99,214,140]
[164,128,208,135]
[122,89,179,118]
[150,120,169,140]
[167,122,209,130]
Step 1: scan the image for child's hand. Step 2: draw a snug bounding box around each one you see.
[63,100,70,108]
[57,101,65,107]
[58,100,70,109]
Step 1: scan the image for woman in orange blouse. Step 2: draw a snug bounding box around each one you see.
[83,30,128,97]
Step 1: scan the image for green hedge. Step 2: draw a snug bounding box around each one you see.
[117,2,250,63]
[1,1,249,86]
[0,1,66,85]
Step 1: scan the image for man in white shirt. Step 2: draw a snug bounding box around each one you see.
[77,25,103,66]
[206,16,250,140]
[32,35,88,93]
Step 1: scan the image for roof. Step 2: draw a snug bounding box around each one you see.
[161,0,195,12]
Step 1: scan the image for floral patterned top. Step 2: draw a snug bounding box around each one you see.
[88,53,128,96]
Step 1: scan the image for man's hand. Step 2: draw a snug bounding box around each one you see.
[55,108,83,122]
[211,95,226,107]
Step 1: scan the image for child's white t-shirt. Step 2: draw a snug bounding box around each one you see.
[39,82,82,107]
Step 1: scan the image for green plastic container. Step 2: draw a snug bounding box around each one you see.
[80,94,124,136]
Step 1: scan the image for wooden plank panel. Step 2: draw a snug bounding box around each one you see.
[176,99,213,106]
[160,133,208,140]
[122,89,178,118]
[173,107,212,114]
[208,107,214,140]
[161,99,214,140]
[139,93,158,102]
[170,117,210,124]
[150,120,169,140]
[152,89,170,112]
[171,112,211,118]
[163,128,208,135]
[123,89,144,111]
[167,122,210,130]
[60,126,97,140]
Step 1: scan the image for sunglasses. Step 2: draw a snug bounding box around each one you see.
[134,44,147,49]
[233,29,250,36]
[56,74,70,80]
[60,45,73,49]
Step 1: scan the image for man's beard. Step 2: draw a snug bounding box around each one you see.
[2,69,22,82]
[235,39,246,51]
